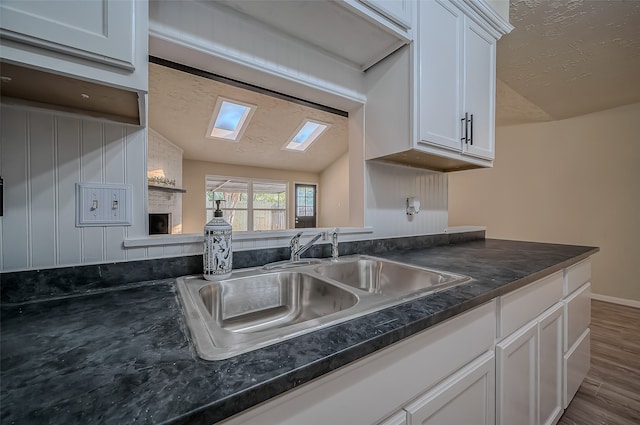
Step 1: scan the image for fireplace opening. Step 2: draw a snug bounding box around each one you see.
[149,213,170,235]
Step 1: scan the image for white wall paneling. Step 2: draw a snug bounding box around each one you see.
[365,161,448,237]
[0,104,147,271]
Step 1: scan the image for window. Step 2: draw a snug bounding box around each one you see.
[206,97,256,141]
[206,176,287,231]
[284,120,329,152]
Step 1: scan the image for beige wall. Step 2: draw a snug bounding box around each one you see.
[318,153,350,228]
[182,159,320,233]
[449,103,640,302]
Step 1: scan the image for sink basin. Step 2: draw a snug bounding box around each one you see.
[199,272,357,333]
[314,256,468,296]
[177,256,471,360]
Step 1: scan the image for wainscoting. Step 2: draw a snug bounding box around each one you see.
[0,104,148,271]
[559,300,640,425]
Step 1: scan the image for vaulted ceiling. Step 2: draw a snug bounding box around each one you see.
[148,63,348,173]
[496,0,640,125]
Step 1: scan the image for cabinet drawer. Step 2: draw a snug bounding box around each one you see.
[499,271,563,338]
[221,301,496,425]
[565,259,591,296]
[564,328,590,408]
[564,282,591,352]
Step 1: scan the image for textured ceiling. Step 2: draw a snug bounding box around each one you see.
[148,63,348,173]
[496,0,640,124]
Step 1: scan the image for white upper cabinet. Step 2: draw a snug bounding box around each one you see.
[418,0,464,152]
[462,16,496,160]
[1,0,135,70]
[365,0,512,172]
[419,0,495,159]
[0,0,148,124]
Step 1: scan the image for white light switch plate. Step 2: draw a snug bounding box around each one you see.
[76,183,132,226]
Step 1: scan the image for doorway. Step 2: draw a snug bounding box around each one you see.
[295,184,317,228]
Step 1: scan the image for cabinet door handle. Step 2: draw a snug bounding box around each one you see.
[469,114,474,146]
[461,116,467,144]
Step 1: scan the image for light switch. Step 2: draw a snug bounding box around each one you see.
[76,183,132,226]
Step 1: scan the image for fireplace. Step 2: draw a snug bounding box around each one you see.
[149,213,171,235]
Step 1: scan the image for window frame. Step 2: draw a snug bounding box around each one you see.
[205,175,288,232]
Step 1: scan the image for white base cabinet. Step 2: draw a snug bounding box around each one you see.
[220,258,593,425]
[221,301,497,425]
[405,351,495,425]
[563,261,592,408]
[497,320,538,425]
[496,303,563,425]
[497,258,592,425]
[538,304,564,425]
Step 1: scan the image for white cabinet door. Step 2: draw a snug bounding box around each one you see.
[405,351,495,425]
[418,0,463,152]
[538,303,564,425]
[497,321,538,425]
[462,16,496,160]
[0,0,135,69]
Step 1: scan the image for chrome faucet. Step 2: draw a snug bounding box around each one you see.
[290,232,323,261]
[331,228,339,261]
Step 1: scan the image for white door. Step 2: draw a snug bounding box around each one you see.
[462,16,496,160]
[538,303,564,425]
[405,351,495,425]
[497,321,538,425]
[418,0,463,152]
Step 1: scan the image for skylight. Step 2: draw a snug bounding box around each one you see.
[284,120,329,152]
[206,97,255,141]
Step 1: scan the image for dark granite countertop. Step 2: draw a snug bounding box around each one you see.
[1,239,598,425]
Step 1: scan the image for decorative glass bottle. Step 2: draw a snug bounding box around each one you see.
[203,200,232,281]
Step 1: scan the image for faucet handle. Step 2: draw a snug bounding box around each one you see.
[331,228,339,260]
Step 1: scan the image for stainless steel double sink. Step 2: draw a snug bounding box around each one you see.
[177,255,471,360]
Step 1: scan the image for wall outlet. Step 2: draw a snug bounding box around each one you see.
[76,183,132,227]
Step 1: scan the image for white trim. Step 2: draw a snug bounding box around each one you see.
[591,293,640,309]
[458,0,514,38]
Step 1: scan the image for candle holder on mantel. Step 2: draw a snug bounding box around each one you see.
[203,200,232,281]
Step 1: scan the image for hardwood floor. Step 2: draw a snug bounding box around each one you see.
[558,300,640,425]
